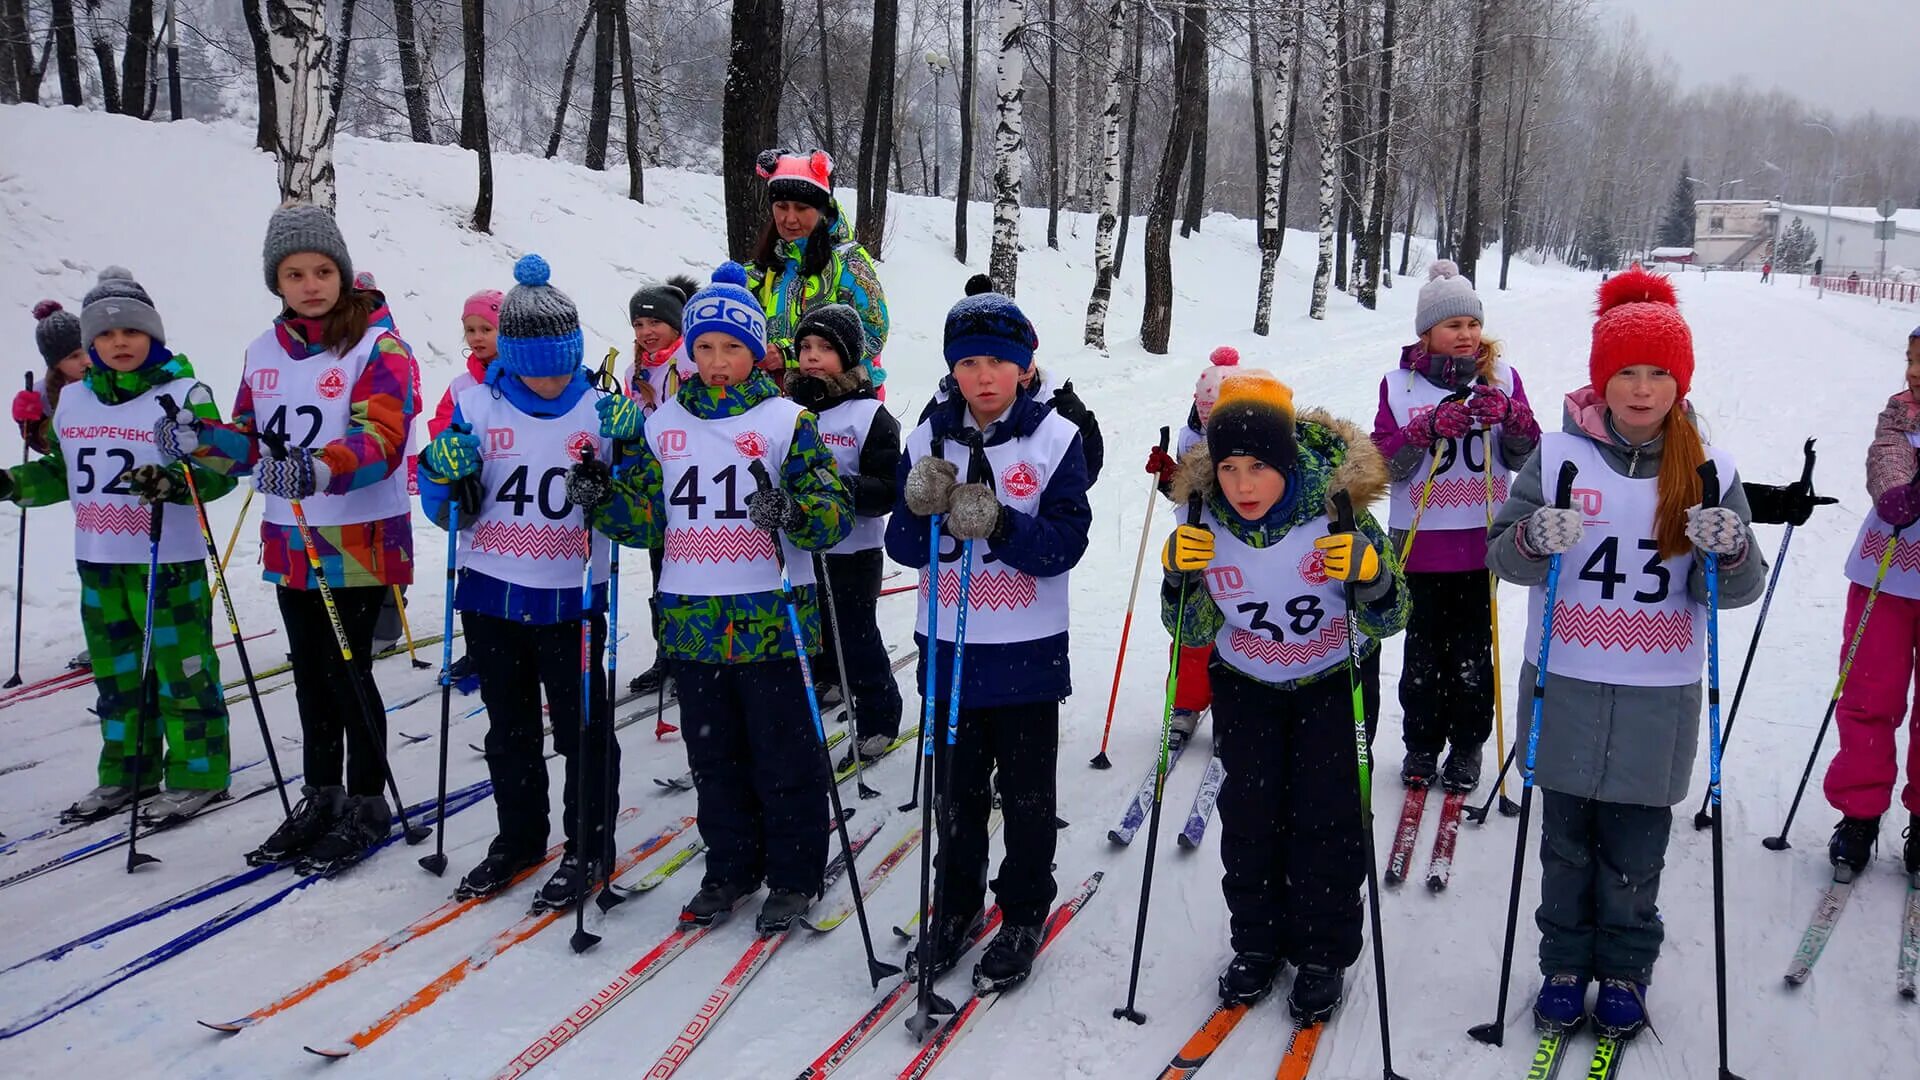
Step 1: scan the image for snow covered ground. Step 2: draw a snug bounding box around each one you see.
[1,104,1913,1078]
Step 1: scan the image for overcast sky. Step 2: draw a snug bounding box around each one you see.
[1596,0,1920,121]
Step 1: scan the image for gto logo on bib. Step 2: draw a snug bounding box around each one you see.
[485,427,515,454]
[249,369,279,394]
[657,429,690,461]
[733,431,769,459]
[1000,462,1040,499]
[315,367,348,401]
[1298,548,1330,586]
[566,431,596,462]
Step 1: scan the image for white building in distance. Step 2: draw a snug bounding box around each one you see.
[1694,199,1920,276]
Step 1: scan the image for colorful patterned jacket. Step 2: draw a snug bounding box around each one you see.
[590,370,852,664]
[747,198,889,384]
[191,296,418,590]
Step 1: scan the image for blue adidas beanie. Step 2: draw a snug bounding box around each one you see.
[682,262,768,362]
[942,274,1037,370]
[496,254,584,379]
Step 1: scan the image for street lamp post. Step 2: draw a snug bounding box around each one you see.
[1806,120,1839,298]
[926,51,950,197]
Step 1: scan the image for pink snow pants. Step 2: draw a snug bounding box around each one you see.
[1823,583,1920,818]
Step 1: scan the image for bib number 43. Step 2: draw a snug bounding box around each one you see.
[1576,536,1671,604]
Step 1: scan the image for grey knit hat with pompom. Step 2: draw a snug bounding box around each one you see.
[1415,259,1484,336]
[79,267,165,345]
[262,203,355,295]
[31,300,83,365]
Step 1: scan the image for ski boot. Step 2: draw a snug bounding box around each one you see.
[836,733,895,773]
[1440,742,1484,793]
[60,784,154,824]
[1829,815,1880,880]
[1170,708,1205,739]
[681,880,752,926]
[1217,951,1283,1006]
[1591,978,1648,1040]
[973,923,1044,992]
[1400,749,1439,789]
[295,795,392,876]
[1286,963,1346,1024]
[628,657,672,698]
[456,846,544,901]
[908,908,985,980]
[756,888,815,934]
[247,784,346,865]
[140,787,230,826]
[529,853,595,913]
[1533,973,1589,1033]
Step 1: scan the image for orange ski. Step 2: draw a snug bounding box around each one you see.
[1156,1002,1252,1080]
[1273,1023,1323,1080]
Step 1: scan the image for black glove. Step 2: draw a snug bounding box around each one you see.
[1742,481,1836,527]
[565,455,614,511]
[451,474,485,520]
[746,486,804,532]
[1049,380,1104,480]
[786,373,831,411]
[125,463,185,506]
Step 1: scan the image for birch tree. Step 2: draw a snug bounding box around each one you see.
[1140,0,1208,353]
[1253,10,1297,335]
[1308,0,1339,320]
[987,0,1029,295]
[1082,0,1126,349]
[1356,0,1395,309]
[268,0,336,209]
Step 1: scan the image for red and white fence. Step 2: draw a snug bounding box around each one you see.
[1810,276,1920,305]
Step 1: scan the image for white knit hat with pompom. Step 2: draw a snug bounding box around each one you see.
[1415,259,1484,336]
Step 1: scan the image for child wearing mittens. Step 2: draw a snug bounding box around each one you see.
[585,262,852,935]
[1487,267,1765,1040]
[1823,324,1920,879]
[1161,370,1408,1022]
[1372,260,1540,792]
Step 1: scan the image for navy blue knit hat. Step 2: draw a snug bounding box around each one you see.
[496,254,584,378]
[942,274,1038,370]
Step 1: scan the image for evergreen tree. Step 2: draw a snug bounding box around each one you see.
[1658,161,1696,247]
[1579,211,1618,271]
[1778,216,1817,271]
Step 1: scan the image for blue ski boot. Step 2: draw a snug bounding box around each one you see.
[1533,973,1588,1033]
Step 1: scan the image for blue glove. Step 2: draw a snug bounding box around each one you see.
[153,405,201,460]
[423,427,482,481]
[254,447,329,500]
[597,392,644,442]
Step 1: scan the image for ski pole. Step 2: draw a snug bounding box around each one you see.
[258,432,430,847]
[1091,426,1170,770]
[596,498,627,914]
[903,506,944,1022]
[1485,443,1517,817]
[391,585,430,670]
[156,391,291,820]
[218,488,252,576]
[1464,742,1520,825]
[910,529,974,1038]
[1697,462,1749,1080]
[1469,459,1577,1048]
[816,552,880,799]
[1329,490,1406,1079]
[748,459,900,987]
[1114,492,1200,1025]
[570,446,605,954]
[124,485,168,873]
[1694,438,1819,831]
[5,371,29,688]
[417,469,472,878]
[1763,519,1902,852]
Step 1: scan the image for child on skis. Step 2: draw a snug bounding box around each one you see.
[1145,345,1244,739]
[887,280,1093,991]
[1823,323,1920,878]
[1372,260,1541,791]
[1160,371,1408,1021]
[158,204,419,875]
[585,262,852,934]
[1487,267,1765,1040]
[15,300,90,455]
[419,255,621,909]
[785,301,903,763]
[621,274,699,699]
[0,268,237,823]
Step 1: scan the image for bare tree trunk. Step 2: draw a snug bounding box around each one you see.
[585,0,614,169]
[1498,34,1539,290]
[268,0,336,208]
[0,0,31,103]
[1179,3,1209,238]
[1112,0,1142,276]
[1398,171,1415,275]
[50,0,81,105]
[986,0,1028,293]
[1082,0,1126,349]
[1459,0,1489,282]
[83,0,119,112]
[1331,0,1351,291]
[546,6,593,159]
[328,0,356,120]
[723,0,784,260]
[1252,8,1296,335]
[391,0,433,142]
[615,0,643,202]
[953,0,975,263]
[1043,0,1060,249]
[121,0,154,116]
[462,0,492,230]
[812,0,835,160]
[1140,0,1206,353]
[1355,0,1393,309]
[855,0,897,253]
[1249,5,1264,220]
[1274,12,1303,256]
[1308,0,1337,320]
[243,0,275,150]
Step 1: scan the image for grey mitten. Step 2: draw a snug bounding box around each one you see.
[904,455,958,517]
[1685,505,1747,557]
[946,483,1004,541]
[1517,506,1584,558]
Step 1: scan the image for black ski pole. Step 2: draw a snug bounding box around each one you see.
[260,432,430,846]
[417,468,473,878]
[816,553,880,799]
[1114,493,1201,1025]
[1696,462,1749,1080]
[569,446,605,953]
[1464,742,1519,825]
[156,391,292,820]
[595,519,627,913]
[124,484,168,872]
[5,371,30,688]
[750,459,900,985]
[1764,520,1901,851]
[1329,491,1406,1079]
[1470,460,1577,1047]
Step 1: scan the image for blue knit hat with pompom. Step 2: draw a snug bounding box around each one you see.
[682,261,768,362]
[496,254,584,378]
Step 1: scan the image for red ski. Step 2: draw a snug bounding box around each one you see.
[1383,786,1428,886]
[1423,791,1469,891]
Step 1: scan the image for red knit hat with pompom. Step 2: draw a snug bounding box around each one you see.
[1590,266,1693,398]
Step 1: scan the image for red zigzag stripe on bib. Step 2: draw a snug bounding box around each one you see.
[471,521,589,560]
[1551,603,1693,653]
[920,568,1039,611]
[664,525,775,563]
[1861,530,1920,574]
[1229,618,1347,666]
[72,502,152,536]
[1415,474,1509,510]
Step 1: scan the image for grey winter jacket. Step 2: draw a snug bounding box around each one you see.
[1487,394,1768,807]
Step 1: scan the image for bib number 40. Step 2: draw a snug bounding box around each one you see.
[495,465,571,519]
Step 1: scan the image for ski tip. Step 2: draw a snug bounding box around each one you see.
[304,1044,355,1059]
[1176,834,1197,850]
[198,1018,251,1034]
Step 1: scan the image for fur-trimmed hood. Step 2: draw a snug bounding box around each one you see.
[1170,407,1390,529]
[787,365,875,413]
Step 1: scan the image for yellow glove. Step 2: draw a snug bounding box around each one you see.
[1315,531,1381,583]
[1162,524,1215,572]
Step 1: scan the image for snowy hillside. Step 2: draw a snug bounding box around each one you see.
[1,104,1915,1079]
